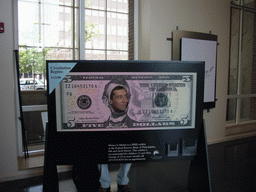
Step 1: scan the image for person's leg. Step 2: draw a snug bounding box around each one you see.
[98,164,111,188]
[116,163,132,185]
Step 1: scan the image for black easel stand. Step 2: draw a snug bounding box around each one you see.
[43,123,59,192]
[72,163,100,192]
[43,121,211,192]
[188,120,211,192]
[43,123,100,192]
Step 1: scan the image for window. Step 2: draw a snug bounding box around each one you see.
[17,0,134,156]
[226,0,256,135]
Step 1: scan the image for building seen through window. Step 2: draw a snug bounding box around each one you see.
[17,0,133,153]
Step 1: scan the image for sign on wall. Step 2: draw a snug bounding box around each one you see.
[172,30,218,109]
[181,38,217,104]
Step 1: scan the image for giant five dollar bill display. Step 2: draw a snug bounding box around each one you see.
[55,72,197,131]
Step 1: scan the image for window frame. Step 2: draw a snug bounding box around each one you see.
[14,0,138,157]
[226,1,256,135]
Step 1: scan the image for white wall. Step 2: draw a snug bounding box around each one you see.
[0,0,255,182]
[138,0,256,144]
[0,0,19,180]
[0,0,45,182]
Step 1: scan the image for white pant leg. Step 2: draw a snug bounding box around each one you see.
[98,164,111,188]
[117,163,132,185]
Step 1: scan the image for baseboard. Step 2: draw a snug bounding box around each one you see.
[207,132,256,145]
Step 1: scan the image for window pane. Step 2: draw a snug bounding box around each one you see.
[107,0,128,13]
[48,48,74,60]
[240,97,256,122]
[226,98,237,124]
[241,11,256,94]
[231,0,242,6]
[18,0,77,48]
[231,0,256,8]
[18,1,39,46]
[107,51,128,60]
[19,47,47,91]
[107,13,128,51]
[74,49,79,59]
[228,8,240,95]
[85,50,106,60]
[86,0,106,10]
[84,0,129,57]
[56,6,73,47]
[59,0,73,6]
[243,0,256,9]
[107,0,117,12]
[85,10,103,49]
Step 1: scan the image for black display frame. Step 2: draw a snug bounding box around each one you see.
[46,60,205,165]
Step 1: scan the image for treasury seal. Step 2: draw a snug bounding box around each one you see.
[154,93,168,108]
[77,95,92,110]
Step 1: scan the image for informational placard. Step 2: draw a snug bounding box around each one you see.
[55,72,197,131]
[181,38,217,103]
[172,30,218,109]
[48,62,77,94]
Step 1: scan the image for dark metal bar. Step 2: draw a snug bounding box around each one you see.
[14,50,29,159]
